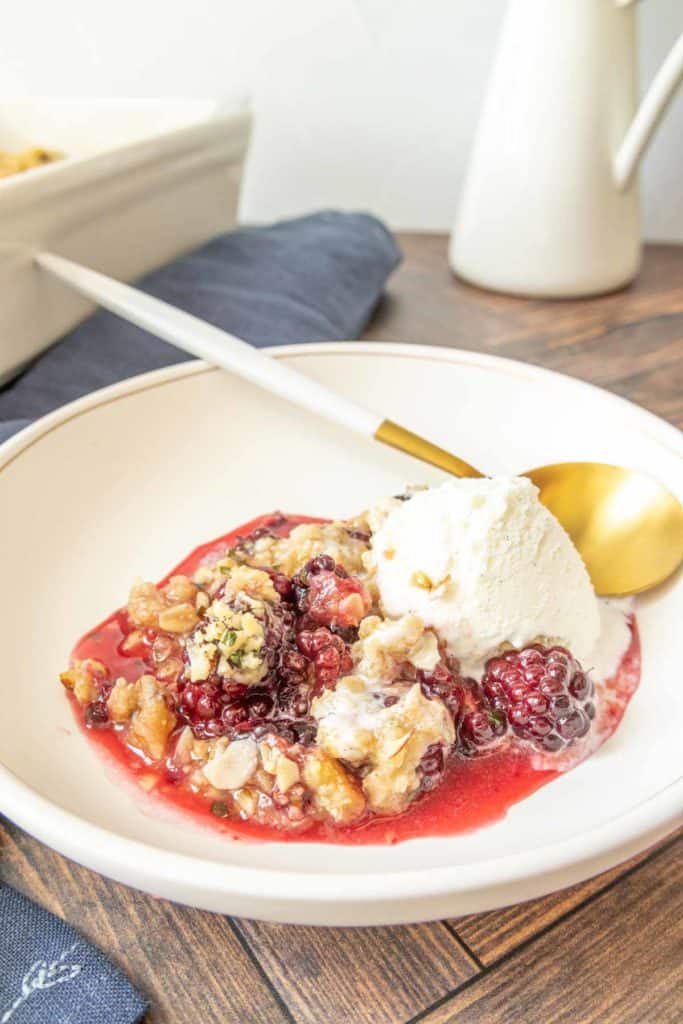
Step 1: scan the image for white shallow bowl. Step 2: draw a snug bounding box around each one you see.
[0,98,250,385]
[0,343,681,926]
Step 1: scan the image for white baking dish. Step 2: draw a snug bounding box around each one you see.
[0,99,251,384]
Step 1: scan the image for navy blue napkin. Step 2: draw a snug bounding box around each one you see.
[0,886,146,1024]
[0,210,400,1021]
[0,211,401,442]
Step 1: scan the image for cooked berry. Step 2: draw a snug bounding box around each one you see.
[418,662,464,720]
[245,691,274,719]
[292,558,371,629]
[482,645,594,752]
[180,683,218,718]
[84,700,109,727]
[307,554,337,574]
[277,681,311,718]
[222,681,249,700]
[459,707,507,753]
[173,577,332,740]
[296,627,336,658]
[220,702,248,728]
[281,649,308,676]
[418,743,446,791]
[263,568,294,601]
[260,602,298,676]
[194,717,226,738]
[196,689,222,720]
[297,626,353,691]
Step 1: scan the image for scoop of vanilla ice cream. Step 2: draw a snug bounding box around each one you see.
[372,477,601,677]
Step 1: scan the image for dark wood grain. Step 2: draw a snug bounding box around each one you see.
[234,919,477,1024]
[0,824,291,1024]
[419,836,683,1024]
[453,831,680,966]
[2,237,682,1024]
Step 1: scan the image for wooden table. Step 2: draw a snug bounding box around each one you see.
[2,235,682,1023]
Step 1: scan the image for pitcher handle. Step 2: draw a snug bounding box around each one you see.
[614,30,683,189]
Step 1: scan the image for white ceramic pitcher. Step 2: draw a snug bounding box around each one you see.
[450,0,683,298]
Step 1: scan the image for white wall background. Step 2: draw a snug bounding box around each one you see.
[2,0,682,240]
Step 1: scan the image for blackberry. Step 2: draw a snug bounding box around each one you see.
[459,706,507,753]
[418,662,464,721]
[291,557,370,630]
[297,626,353,692]
[418,743,446,791]
[482,644,595,753]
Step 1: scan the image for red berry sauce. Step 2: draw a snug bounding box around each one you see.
[67,513,642,845]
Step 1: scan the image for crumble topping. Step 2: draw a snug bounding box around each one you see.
[238,520,370,577]
[128,575,199,634]
[302,750,366,823]
[186,598,268,685]
[108,674,176,761]
[60,517,455,829]
[312,614,454,814]
[60,492,631,836]
[203,736,259,790]
[60,658,107,704]
[354,614,441,680]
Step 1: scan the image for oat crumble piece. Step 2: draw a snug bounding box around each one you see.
[240,521,370,577]
[128,575,199,634]
[312,614,454,814]
[60,659,108,704]
[105,674,177,761]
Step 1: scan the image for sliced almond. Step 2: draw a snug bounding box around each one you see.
[258,741,280,775]
[174,726,195,764]
[203,737,258,791]
[384,730,414,760]
[234,787,257,816]
[409,632,440,671]
[275,757,300,793]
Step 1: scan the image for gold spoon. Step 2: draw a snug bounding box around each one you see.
[35,251,683,598]
[376,421,683,596]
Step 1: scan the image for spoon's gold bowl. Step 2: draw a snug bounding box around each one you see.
[375,420,683,597]
[525,462,683,596]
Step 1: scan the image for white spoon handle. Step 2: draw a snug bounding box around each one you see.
[35,251,381,438]
[35,250,481,479]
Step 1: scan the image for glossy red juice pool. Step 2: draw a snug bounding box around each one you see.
[69,513,642,845]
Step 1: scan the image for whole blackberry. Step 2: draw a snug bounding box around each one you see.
[482,644,595,753]
[178,599,313,739]
[296,626,353,693]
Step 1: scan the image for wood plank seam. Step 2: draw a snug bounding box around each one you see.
[225,917,297,1024]
[404,833,682,1024]
[440,928,485,973]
